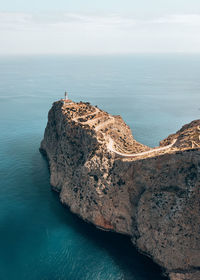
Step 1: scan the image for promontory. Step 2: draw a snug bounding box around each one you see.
[40,99,200,280]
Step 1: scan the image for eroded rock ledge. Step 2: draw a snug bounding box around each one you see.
[40,100,200,280]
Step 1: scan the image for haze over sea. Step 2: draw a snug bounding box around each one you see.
[0,54,199,280]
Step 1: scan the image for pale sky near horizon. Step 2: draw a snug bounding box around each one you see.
[1,0,200,55]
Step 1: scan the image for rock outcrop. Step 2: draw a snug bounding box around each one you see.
[40,100,200,280]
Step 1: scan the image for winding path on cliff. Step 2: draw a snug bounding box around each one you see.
[72,108,115,130]
[95,117,115,131]
[72,109,99,122]
[69,106,177,158]
[107,138,177,158]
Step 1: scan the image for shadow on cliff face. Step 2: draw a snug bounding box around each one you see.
[34,151,168,280]
[0,135,167,280]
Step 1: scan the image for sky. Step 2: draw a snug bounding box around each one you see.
[1,0,200,55]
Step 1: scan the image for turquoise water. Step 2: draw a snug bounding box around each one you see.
[0,54,199,280]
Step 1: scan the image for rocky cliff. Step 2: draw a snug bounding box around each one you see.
[40,100,200,280]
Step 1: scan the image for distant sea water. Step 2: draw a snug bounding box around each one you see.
[0,54,199,280]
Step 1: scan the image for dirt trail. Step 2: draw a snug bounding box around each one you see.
[108,138,177,158]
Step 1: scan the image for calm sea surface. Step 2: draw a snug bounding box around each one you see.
[0,54,199,280]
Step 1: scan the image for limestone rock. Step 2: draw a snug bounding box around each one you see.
[40,100,200,280]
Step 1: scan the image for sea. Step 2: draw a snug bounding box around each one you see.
[0,54,199,280]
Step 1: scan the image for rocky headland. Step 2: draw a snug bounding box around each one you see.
[40,100,200,280]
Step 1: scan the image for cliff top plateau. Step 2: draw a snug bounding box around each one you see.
[61,99,200,157]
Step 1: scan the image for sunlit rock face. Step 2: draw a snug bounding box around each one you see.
[40,100,200,280]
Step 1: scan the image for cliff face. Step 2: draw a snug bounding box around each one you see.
[40,100,200,280]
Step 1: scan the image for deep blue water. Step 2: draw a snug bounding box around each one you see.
[0,54,199,280]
